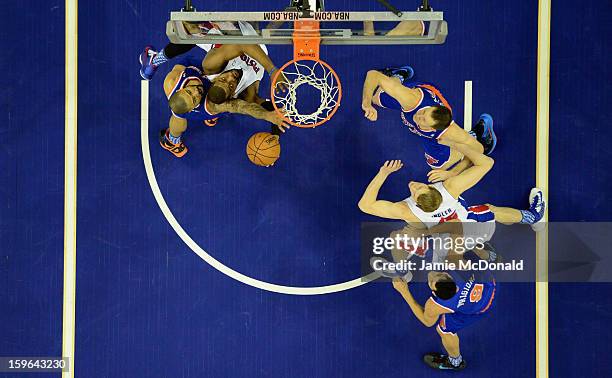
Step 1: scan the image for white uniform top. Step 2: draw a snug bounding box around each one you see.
[403,182,469,228]
[198,21,267,98]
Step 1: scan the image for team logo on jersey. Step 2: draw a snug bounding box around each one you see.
[240,54,261,74]
[470,284,484,303]
[401,112,430,138]
[425,153,439,166]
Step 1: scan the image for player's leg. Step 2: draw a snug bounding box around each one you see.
[424,320,466,371]
[438,328,461,361]
[139,43,196,80]
[488,188,546,230]
[160,116,189,158]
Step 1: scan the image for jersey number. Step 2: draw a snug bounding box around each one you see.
[470,284,484,303]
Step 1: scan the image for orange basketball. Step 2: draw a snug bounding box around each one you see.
[246,132,281,167]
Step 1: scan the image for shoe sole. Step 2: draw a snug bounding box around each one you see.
[139,46,154,81]
[159,130,187,158]
[479,113,497,155]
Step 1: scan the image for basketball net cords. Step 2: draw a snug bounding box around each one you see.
[273,61,340,126]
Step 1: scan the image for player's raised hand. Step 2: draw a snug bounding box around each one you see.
[380,160,404,175]
[266,108,291,132]
[362,103,378,121]
[427,169,457,183]
[392,278,408,292]
[273,71,290,93]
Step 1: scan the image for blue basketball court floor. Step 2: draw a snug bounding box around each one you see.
[1,1,611,377]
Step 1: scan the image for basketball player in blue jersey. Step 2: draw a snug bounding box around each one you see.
[391,250,497,371]
[160,63,288,157]
[361,67,497,182]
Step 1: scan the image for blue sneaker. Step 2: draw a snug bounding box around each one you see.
[380,65,414,83]
[474,113,497,155]
[529,187,546,231]
[139,45,159,80]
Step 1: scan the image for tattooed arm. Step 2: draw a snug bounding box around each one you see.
[208,98,289,131]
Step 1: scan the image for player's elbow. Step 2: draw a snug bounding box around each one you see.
[358,200,372,213]
[423,319,438,328]
[365,70,380,80]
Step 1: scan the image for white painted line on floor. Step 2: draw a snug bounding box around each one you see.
[62,0,78,376]
[140,80,376,295]
[464,80,472,131]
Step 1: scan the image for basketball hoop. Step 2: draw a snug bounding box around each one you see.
[271,20,342,128]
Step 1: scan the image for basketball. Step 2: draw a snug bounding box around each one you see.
[246,132,281,166]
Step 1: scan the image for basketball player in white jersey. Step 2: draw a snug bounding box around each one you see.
[152,22,291,157]
[357,140,546,231]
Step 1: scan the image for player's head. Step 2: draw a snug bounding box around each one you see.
[413,106,452,130]
[209,69,241,104]
[409,182,443,212]
[169,85,204,114]
[428,271,457,299]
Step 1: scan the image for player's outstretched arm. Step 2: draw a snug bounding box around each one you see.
[443,141,494,198]
[392,279,444,327]
[163,65,187,96]
[362,70,419,121]
[209,98,289,132]
[238,81,265,105]
[428,159,474,183]
[358,160,409,219]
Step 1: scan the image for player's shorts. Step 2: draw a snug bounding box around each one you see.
[438,311,489,334]
[423,139,452,169]
[464,205,496,246]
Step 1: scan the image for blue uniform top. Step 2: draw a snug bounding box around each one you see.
[376,81,453,140]
[167,65,228,122]
[430,257,497,315]
[376,81,455,168]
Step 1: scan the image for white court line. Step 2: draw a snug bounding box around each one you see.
[141,80,378,295]
[536,0,551,376]
[62,0,78,376]
[464,81,472,131]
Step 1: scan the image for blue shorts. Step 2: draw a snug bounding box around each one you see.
[422,139,452,169]
[438,311,489,334]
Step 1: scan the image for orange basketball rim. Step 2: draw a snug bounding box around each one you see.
[270,20,343,128]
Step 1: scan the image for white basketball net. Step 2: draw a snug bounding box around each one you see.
[273,60,341,127]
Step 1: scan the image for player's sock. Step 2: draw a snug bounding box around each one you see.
[448,355,463,368]
[163,43,196,59]
[520,194,545,225]
[151,49,169,66]
[519,210,538,224]
[165,130,182,145]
